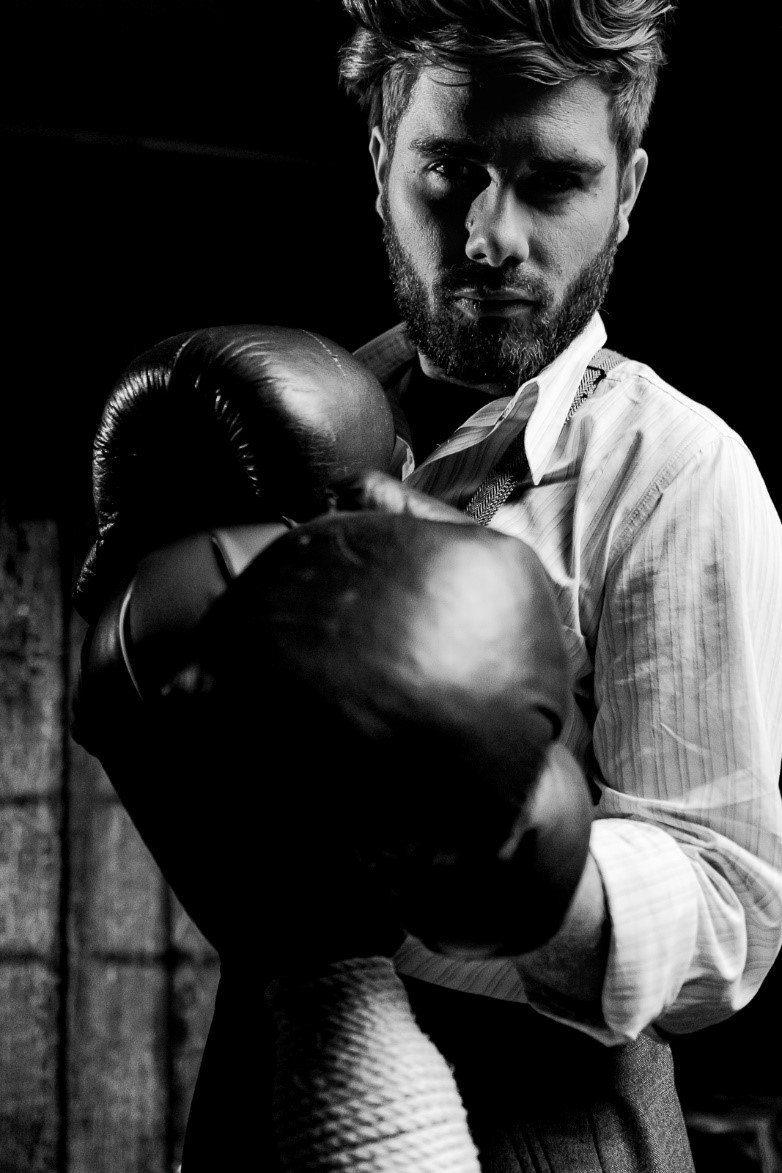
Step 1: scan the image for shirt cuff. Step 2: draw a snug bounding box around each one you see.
[590,817,701,1040]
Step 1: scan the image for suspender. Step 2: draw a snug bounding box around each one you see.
[464,349,624,525]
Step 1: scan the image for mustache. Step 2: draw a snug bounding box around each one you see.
[437,267,553,303]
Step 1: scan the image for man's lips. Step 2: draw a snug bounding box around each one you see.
[451,290,540,319]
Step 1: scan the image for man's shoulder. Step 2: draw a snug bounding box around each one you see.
[595,353,749,462]
[576,355,771,564]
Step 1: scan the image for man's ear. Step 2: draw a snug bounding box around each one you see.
[369,127,388,220]
[617,148,649,243]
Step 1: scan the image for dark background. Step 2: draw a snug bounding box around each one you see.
[2,0,776,525]
[1,4,780,1165]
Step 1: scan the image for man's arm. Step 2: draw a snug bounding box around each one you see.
[517,435,782,1041]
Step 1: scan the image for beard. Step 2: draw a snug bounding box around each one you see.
[382,196,619,391]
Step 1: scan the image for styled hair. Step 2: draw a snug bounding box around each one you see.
[339,0,676,166]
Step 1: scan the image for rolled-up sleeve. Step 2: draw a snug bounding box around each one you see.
[591,435,782,1041]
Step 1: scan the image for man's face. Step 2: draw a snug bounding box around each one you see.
[371,70,647,390]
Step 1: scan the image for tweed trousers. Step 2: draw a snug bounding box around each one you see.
[403,976,695,1173]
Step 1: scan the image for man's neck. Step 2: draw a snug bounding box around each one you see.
[417,351,511,398]
[402,358,505,464]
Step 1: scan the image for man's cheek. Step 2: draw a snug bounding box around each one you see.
[533,228,590,289]
[394,178,452,246]
[395,200,435,261]
[559,207,615,265]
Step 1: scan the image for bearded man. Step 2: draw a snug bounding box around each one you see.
[332,0,782,1168]
[73,3,782,1170]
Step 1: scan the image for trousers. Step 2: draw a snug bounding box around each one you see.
[181,969,695,1172]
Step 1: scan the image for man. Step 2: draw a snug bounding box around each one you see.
[336,0,782,1167]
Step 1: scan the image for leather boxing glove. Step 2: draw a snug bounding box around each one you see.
[75,324,396,625]
[164,509,594,956]
[381,739,594,957]
[323,476,593,953]
[72,323,398,956]
[73,519,404,963]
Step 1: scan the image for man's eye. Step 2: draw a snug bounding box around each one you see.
[528,172,581,198]
[427,160,480,185]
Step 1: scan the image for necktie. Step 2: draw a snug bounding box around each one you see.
[464,348,624,525]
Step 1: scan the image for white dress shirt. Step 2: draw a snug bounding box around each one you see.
[355,314,782,1046]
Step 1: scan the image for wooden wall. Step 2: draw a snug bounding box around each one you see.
[0,512,219,1173]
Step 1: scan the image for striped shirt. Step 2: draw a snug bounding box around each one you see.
[355,313,782,1045]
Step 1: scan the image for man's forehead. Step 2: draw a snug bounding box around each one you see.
[400,66,614,162]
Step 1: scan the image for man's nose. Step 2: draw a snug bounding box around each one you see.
[464,184,531,268]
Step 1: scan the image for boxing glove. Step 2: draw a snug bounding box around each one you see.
[164,508,593,956]
[73,519,404,963]
[379,739,594,958]
[73,323,398,956]
[75,324,396,625]
[322,477,593,953]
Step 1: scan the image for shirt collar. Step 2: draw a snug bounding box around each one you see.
[354,324,418,477]
[355,313,607,485]
[523,312,607,483]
